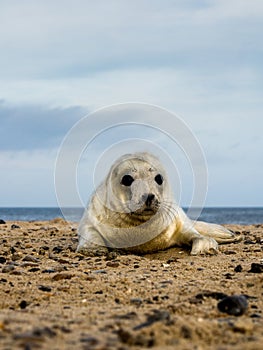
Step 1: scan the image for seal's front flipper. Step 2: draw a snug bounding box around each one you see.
[192,221,243,244]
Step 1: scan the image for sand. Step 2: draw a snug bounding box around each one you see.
[0,219,262,350]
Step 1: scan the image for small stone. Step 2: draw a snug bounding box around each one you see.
[248,263,263,273]
[19,300,28,309]
[130,298,143,306]
[38,285,52,292]
[52,246,63,254]
[11,224,20,229]
[0,219,6,224]
[80,336,99,345]
[22,255,39,263]
[234,264,243,272]
[218,295,248,316]
[94,290,103,294]
[2,264,15,273]
[52,273,74,281]
[28,267,40,272]
[93,269,107,274]
[42,269,56,273]
[0,256,7,264]
[106,261,120,268]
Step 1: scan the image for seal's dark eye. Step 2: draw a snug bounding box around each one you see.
[155,174,163,185]
[121,175,134,186]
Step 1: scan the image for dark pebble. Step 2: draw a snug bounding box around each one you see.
[2,264,15,273]
[244,239,256,245]
[28,267,40,272]
[0,256,7,264]
[218,295,248,316]
[11,224,20,229]
[130,298,143,306]
[93,269,107,274]
[52,246,63,254]
[22,255,39,263]
[0,219,6,224]
[38,285,52,292]
[105,251,118,260]
[52,273,74,281]
[19,300,28,309]
[80,336,99,345]
[248,263,263,273]
[195,291,227,301]
[42,269,56,273]
[234,264,243,272]
[106,261,120,268]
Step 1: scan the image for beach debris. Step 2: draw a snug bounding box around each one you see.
[218,295,248,316]
[0,219,6,224]
[248,263,263,273]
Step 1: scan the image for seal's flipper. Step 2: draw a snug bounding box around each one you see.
[192,221,243,244]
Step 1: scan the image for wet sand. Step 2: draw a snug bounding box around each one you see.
[0,219,262,350]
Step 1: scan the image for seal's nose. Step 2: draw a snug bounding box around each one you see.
[145,193,155,207]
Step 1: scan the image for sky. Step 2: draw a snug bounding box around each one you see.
[0,0,262,207]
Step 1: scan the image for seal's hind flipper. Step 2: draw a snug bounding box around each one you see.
[192,221,243,244]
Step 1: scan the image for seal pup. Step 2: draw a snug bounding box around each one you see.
[77,152,241,255]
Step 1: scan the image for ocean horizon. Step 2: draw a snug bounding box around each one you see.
[0,207,262,225]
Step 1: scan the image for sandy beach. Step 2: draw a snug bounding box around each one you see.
[0,218,262,350]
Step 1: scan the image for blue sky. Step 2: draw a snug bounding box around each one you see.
[0,0,262,207]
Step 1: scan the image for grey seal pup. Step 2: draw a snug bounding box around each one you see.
[77,152,241,255]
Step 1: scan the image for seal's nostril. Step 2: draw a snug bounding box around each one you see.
[145,193,155,207]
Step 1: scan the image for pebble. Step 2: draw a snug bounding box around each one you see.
[2,264,15,273]
[217,295,248,316]
[106,261,120,268]
[248,263,263,273]
[22,255,39,263]
[19,300,28,309]
[0,256,7,264]
[0,219,6,224]
[52,246,63,254]
[130,298,143,306]
[38,285,52,292]
[11,224,20,229]
[52,273,74,281]
[234,264,243,272]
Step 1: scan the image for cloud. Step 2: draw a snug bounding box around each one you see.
[0,101,88,151]
[0,0,262,80]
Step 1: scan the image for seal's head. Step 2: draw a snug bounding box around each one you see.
[104,152,172,216]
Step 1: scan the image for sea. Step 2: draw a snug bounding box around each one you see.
[0,207,262,225]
